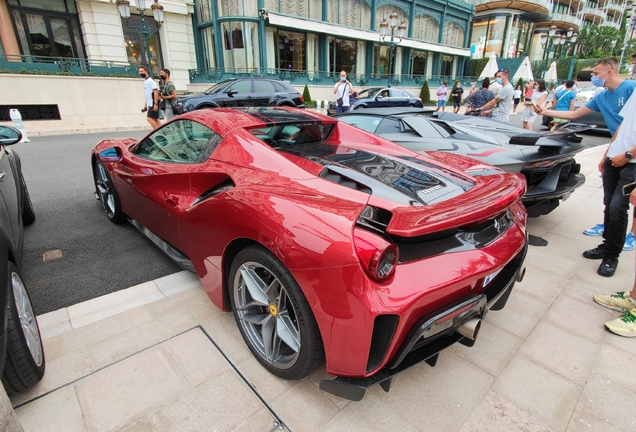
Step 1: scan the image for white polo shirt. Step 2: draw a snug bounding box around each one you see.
[607,92,636,161]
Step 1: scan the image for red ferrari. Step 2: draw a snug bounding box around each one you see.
[92,107,528,401]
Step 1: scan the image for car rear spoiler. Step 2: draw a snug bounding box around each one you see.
[509,123,589,146]
[385,173,526,237]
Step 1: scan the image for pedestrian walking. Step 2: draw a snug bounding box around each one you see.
[512,85,522,113]
[435,82,447,112]
[139,65,161,130]
[537,57,636,277]
[159,68,178,121]
[475,68,513,123]
[521,79,547,130]
[550,79,576,131]
[451,82,464,114]
[333,70,353,114]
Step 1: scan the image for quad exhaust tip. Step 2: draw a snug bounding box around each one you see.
[457,317,481,340]
[516,266,526,283]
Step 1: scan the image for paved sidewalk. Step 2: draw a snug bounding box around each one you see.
[10,144,636,432]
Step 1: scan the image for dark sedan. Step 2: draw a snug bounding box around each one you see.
[181,78,304,112]
[334,107,586,217]
[0,125,45,394]
[542,101,609,134]
[328,87,423,114]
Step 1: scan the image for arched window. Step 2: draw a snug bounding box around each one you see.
[328,0,371,29]
[265,0,323,20]
[413,15,439,43]
[375,5,408,32]
[442,22,464,47]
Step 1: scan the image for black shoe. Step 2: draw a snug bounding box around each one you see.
[583,246,606,260]
[598,257,618,277]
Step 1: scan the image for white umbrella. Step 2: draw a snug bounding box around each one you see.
[545,61,558,81]
[478,55,499,79]
[512,56,534,82]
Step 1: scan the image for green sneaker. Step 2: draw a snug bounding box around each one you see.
[605,309,636,337]
[593,291,636,311]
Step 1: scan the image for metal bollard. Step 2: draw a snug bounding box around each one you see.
[9,109,30,143]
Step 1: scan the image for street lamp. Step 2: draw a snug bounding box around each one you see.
[379,11,406,87]
[117,0,164,72]
[541,26,579,79]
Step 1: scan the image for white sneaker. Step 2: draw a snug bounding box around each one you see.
[605,308,636,337]
[593,291,636,311]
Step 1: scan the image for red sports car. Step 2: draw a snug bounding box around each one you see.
[91,107,528,401]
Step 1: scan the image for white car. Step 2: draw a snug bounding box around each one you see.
[576,87,596,102]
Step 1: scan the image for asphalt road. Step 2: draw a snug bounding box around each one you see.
[14,118,610,315]
[15,130,180,315]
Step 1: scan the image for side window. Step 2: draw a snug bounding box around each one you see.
[338,115,382,133]
[227,80,252,93]
[375,119,402,134]
[380,90,390,98]
[390,89,408,98]
[253,80,277,93]
[134,120,218,163]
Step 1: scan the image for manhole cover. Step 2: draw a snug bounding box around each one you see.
[43,249,63,261]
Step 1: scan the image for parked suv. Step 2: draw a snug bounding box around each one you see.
[181,78,304,112]
[0,125,45,394]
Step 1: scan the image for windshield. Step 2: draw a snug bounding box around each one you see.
[204,80,235,94]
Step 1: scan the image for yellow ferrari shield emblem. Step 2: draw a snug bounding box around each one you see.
[269,304,278,317]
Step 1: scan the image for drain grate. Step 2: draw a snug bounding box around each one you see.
[43,249,63,261]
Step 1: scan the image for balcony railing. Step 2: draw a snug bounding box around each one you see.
[581,6,607,20]
[0,54,138,77]
[188,68,480,89]
[466,0,552,9]
[602,19,621,29]
[549,12,583,28]
[604,1,624,13]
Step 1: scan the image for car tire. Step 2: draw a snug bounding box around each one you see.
[229,244,325,380]
[94,161,126,224]
[21,175,35,226]
[408,103,415,107]
[354,105,366,110]
[1,262,45,395]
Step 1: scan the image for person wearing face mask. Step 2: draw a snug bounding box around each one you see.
[451,82,464,113]
[138,65,161,129]
[521,79,547,130]
[475,68,513,123]
[158,68,178,121]
[537,57,636,277]
[333,71,353,113]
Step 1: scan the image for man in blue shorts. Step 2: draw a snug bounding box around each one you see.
[435,82,447,112]
[538,57,636,277]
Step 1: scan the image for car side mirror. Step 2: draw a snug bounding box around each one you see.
[97,147,123,162]
[0,125,22,145]
[226,90,237,97]
[375,95,383,100]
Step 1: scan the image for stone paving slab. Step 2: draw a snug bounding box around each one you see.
[11,144,636,431]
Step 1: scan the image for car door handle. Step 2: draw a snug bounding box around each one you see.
[0,172,5,182]
[166,197,178,207]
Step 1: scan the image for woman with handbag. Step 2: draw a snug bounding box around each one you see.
[159,68,178,120]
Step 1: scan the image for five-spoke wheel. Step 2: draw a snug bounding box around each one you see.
[94,161,126,224]
[229,245,324,379]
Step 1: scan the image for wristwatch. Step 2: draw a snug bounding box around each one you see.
[626,151,634,159]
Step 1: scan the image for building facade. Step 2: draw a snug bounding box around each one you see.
[189,0,475,87]
[0,0,197,89]
[468,0,629,63]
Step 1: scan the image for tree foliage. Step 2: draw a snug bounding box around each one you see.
[302,84,312,104]
[575,24,624,59]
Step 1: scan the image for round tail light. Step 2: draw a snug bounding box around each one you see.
[354,227,399,282]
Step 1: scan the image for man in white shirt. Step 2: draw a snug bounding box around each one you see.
[333,70,353,113]
[488,73,501,95]
[139,65,161,129]
[592,91,636,337]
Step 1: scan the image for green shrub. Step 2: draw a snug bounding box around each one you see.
[302,84,312,104]
[419,80,430,103]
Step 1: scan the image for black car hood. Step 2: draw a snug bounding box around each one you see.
[277,142,474,206]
